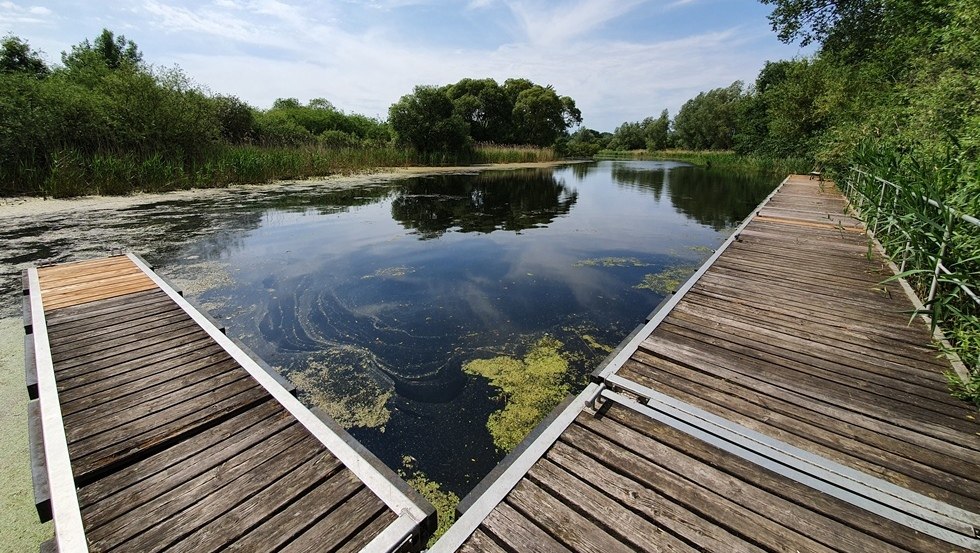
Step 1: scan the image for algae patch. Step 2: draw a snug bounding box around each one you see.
[635,265,699,295]
[581,334,613,354]
[573,256,651,268]
[290,357,393,430]
[362,266,414,279]
[400,456,459,546]
[463,337,570,452]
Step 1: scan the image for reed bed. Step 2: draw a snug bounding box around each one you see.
[5,143,561,198]
[596,149,810,177]
[843,143,979,405]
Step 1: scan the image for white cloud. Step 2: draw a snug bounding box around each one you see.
[0,2,54,26]
[2,0,797,130]
[503,0,651,46]
[171,21,765,130]
[467,0,496,9]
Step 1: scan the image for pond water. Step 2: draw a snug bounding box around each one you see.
[0,160,779,500]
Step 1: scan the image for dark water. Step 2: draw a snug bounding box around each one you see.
[0,160,776,498]
[141,160,777,498]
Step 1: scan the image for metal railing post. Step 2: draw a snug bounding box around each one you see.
[927,213,954,306]
[873,181,886,234]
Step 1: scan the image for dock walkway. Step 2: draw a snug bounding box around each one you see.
[24,254,434,552]
[433,175,980,552]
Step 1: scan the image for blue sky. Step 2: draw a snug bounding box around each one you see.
[1,0,810,131]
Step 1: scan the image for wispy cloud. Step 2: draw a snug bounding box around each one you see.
[3,0,799,130]
[0,2,53,26]
[503,0,651,46]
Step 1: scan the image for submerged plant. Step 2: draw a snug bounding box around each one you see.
[573,257,651,268]
[399,457,459,547]
[635,265,698,295]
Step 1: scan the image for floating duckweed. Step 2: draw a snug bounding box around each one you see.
[688,245,714,256]
[463,336,570,452]
[291,359,392,430]
[635,266,698,294]
[400,460,459,547]
[573,256,651,268]
[581,334,613,353]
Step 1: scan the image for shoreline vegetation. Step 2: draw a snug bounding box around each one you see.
[13,145,565,199]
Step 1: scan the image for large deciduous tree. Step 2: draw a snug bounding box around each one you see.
[672,82,746,150]
[389,85,470,152]
[62,28,143,72]
[389,78,581,151]
[512,85,581,147]
[0,35,49,78]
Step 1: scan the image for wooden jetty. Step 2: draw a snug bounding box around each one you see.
[433,175,980,552]
[23,254,434,552]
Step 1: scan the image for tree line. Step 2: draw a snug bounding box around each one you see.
[587,0,977,184]
[0,30,581,195]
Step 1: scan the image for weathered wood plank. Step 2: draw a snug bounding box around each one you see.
[52,323,207,375]
[683,289,948,371]
[644,330,980,460]
[225,470,364,552]
[44,290,165,326]
[55,331,212,382]
[506,479,634,553]
[49,309,193,356]
[63,357,240,425]
[59,341,226,406]
[619,357,980,508]
[527,458,697,552]
[132,448,341,553]
[70,384,269,479]
[47,301,184,339]
[459,529,509,553]
[545,440,766,553]
[651,322,979,441]
[562,422,840,553]
[278,487,387,553]
[51,317,200,361]
[164,453,343,553]
[482,502,572,553]
[597,404,966,552]
[668,303,962,406]
[333,510,399,553]
[85,423,314,549]
[77,401,288,510]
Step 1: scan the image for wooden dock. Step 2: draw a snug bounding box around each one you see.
[432,175,980,552]
[23,254,434,552]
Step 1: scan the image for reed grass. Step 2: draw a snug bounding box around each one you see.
[844,141,980,405]
[641,149,811,177]
[10,143,561,198]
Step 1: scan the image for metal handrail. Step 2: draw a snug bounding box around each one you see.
[844,167,979,311]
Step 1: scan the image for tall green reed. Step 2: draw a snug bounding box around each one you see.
[844,141,980,405]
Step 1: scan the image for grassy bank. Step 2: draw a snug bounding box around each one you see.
[596,149,810,177]
[3,144,559,198]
